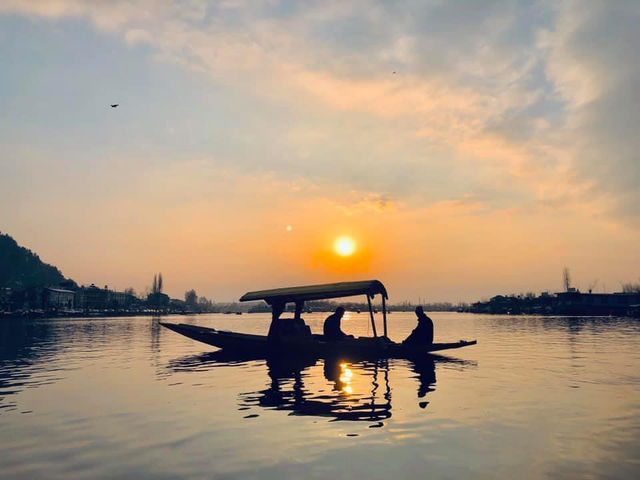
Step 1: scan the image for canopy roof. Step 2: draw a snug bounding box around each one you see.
[239,280,388,304]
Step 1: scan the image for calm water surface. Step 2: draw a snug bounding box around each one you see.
[1,313,639,479]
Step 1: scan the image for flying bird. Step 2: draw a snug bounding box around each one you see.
[110,104,119,108]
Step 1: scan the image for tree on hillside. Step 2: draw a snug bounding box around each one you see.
[0,233,70,288]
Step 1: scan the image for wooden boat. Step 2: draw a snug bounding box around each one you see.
[160,321,476,358]
[161,280,477,358]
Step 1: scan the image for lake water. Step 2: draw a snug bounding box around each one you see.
[1,312,639,479]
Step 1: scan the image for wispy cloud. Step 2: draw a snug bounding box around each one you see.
[2,1,625,222]
[1,0,638,298]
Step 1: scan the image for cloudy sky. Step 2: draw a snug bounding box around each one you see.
[1,1,638,302]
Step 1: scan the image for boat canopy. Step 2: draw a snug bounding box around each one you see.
[239,280,388,305]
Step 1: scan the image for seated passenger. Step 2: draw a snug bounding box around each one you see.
[323,307,353,341]
[267,301,286,342]
[268,302,312,342]
[279,317,312,337]
[403,306,434,346]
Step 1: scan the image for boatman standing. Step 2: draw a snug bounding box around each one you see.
[323,307,353,341]
[403,306,434,346]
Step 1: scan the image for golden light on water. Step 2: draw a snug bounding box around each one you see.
[339,363,353,381]
[339,362,354,395]
[334,236,356,256]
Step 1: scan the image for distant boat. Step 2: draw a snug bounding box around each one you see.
[235,312,243,315]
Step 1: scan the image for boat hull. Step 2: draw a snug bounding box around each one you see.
[160,322,476,358]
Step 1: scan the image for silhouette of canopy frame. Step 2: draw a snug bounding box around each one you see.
[239,280,390,338]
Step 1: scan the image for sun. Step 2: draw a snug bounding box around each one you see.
[334,236,356,256]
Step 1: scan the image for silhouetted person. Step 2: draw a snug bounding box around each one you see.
[267,301,286,342]
[268,301,311,342]
[403,306,434,346]
[323,307,352,341]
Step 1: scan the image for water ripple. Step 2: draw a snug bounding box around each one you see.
[0,314,639,479]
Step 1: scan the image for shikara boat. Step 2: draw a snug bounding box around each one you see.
[160,280,476,358]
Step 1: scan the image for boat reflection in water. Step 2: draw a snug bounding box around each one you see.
[166,351,473,426]
[239,356,393,423]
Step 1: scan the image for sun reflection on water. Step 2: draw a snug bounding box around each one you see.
[339,362,354,395]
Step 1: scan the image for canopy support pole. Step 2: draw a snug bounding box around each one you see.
[367,295,378,338]
[382,295,388,338]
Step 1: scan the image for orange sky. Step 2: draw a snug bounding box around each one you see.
[1,2,639,302]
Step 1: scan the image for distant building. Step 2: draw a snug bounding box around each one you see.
[75,284,108,310]
[169,298,186,312]
[470,290,640,316]
[75,284,135,311]
[107,290,132,309]
[147,292,170,311]
[554,291,640,316]
[44,288,75,310]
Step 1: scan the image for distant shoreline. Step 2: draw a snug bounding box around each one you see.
[2,310,637,320]
[0,310,204,320]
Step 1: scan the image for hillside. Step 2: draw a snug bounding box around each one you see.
[0,233,71,288]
